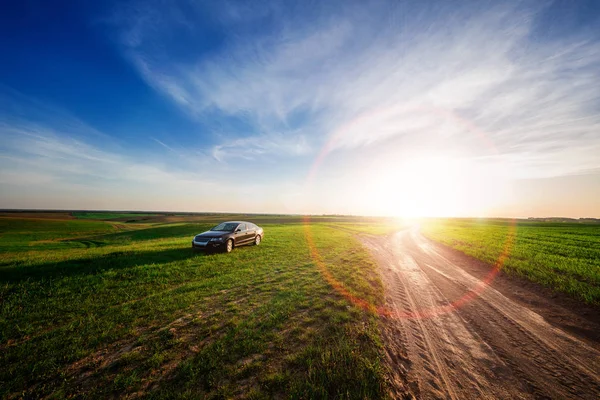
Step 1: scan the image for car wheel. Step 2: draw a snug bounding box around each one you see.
[226,239,234,253]
[254,235,261,245]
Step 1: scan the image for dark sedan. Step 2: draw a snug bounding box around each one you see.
[192,221,264,253]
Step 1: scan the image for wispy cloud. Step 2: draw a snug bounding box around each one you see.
[211,132,310,162]
[0,122,214,188]
[0,95,308,212]
[0,102,227,210]
[112,0,600,179]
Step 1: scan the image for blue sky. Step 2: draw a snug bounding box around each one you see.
[1,0,599,217]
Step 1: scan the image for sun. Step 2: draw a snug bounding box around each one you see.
[365,155,510,218]
[389,156,463,218]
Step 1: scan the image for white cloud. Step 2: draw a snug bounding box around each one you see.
[0,110,313,212]
[0,121,218,195]
[211,132,310,162]
[112,0,600,180]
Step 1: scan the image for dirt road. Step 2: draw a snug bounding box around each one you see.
[361,229,600,399]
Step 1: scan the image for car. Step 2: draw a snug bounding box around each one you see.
[192,221,264,253]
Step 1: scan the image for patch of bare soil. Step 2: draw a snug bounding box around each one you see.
[61,309,215,398]
[362,229,600,400]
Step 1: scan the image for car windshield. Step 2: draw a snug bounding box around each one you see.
[210,222,238,232]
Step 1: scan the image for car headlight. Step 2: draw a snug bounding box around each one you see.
[210,237,223,242]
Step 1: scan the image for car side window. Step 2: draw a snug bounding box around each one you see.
[238,223,246,231]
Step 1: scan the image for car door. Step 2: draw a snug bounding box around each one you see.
[246,223,257,243]
[236,223,251,245]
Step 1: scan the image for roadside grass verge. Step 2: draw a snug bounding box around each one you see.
[421,219,600,305]
[1,218,388,398]
[323,221,404,236]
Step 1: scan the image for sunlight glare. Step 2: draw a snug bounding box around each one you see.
[367,155,512,218]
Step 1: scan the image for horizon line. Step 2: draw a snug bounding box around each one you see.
[1,208,599,221]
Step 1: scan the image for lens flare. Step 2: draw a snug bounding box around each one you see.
[304,106,517,319]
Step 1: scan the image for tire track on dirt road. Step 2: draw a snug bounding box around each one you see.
[361,229,600,399]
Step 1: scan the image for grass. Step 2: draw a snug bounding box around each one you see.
[0,216,388,398]
[72,212,160,220]
[323,221,404,236]
[421,218,600,305]
[3,212,599,396]
[0,218,122,251]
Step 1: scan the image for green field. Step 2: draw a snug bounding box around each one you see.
[72,212,161,220]
[3,214,599,398]
[0,216,390,398]
[422,219,600,305]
